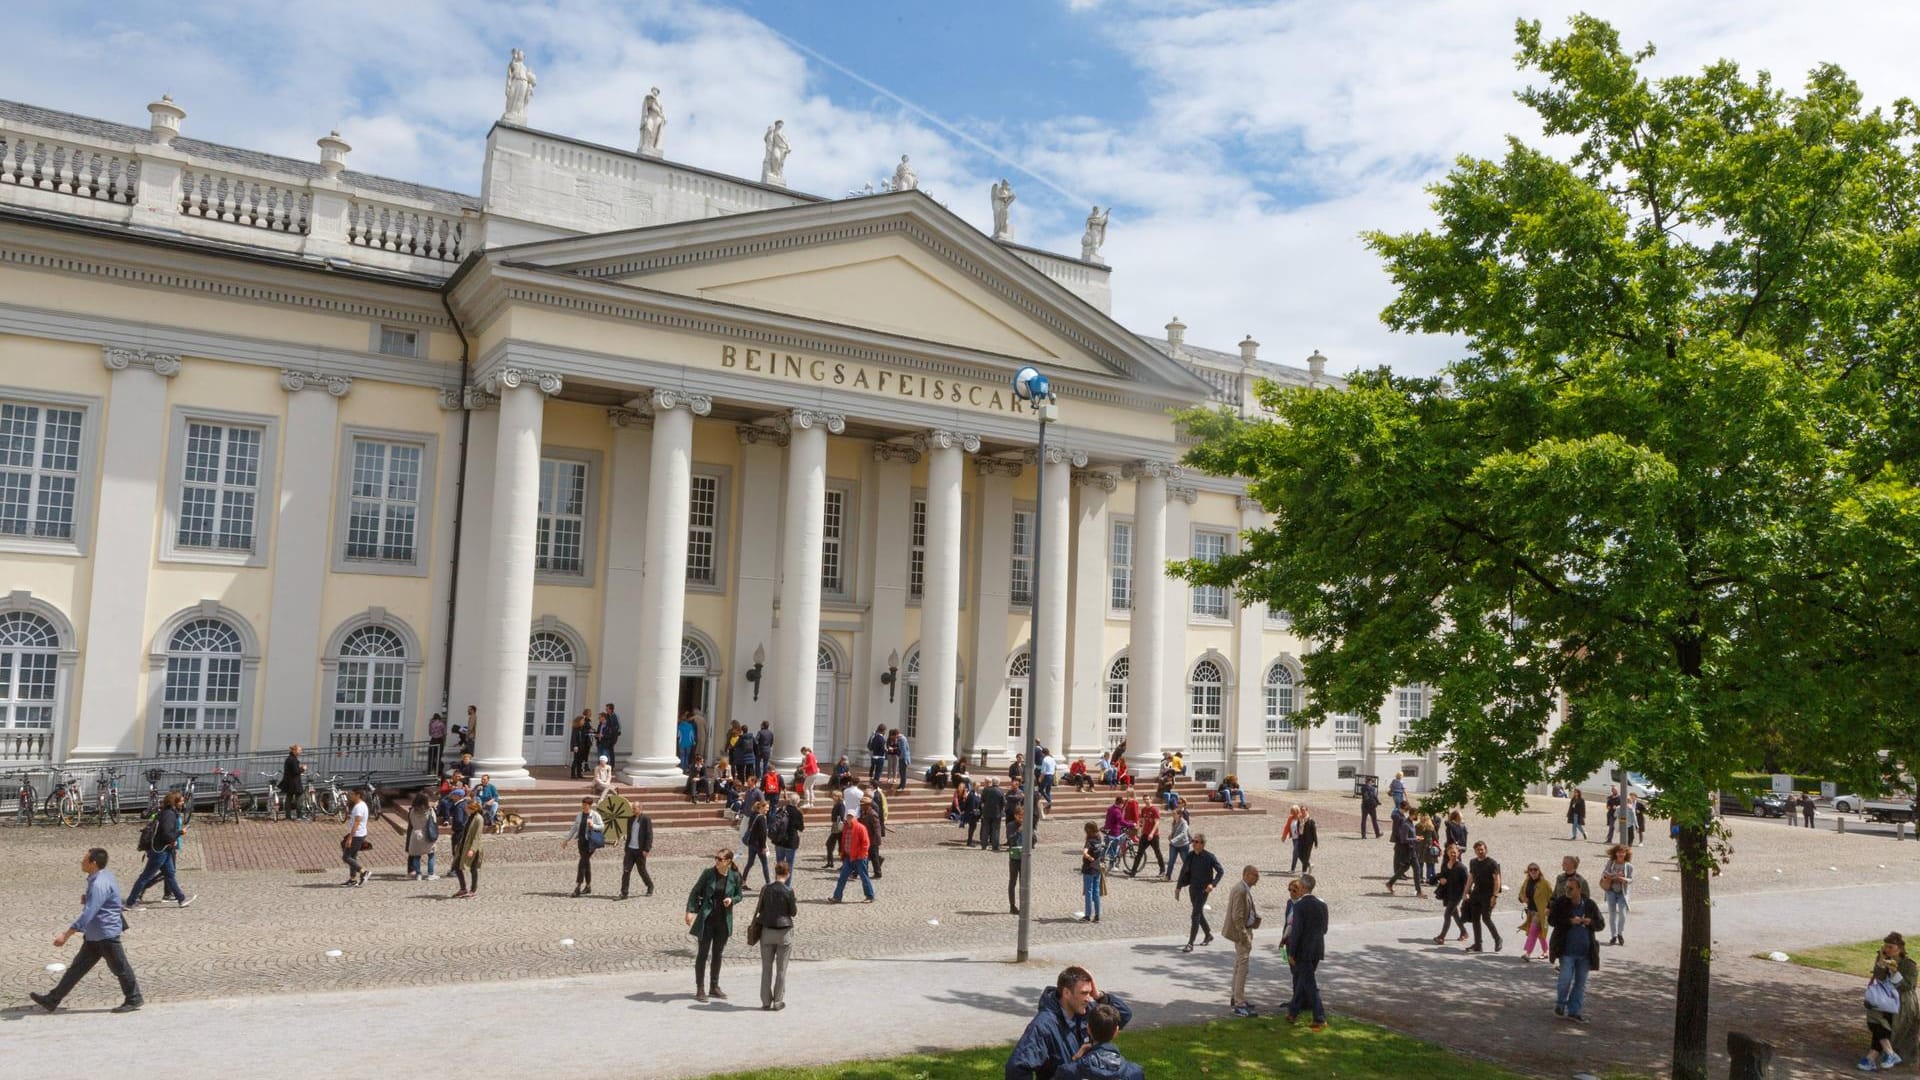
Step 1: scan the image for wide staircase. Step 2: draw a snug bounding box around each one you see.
[437,768,1264,834]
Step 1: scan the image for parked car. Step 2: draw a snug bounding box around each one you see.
[1831,792,1864,813]
[1717,790,1787,818]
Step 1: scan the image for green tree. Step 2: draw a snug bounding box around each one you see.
[1177,16,1920,1079]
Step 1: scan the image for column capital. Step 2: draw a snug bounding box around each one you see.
[641,388,714,417]
[439,385,499,411]
[872,441,921,464]
[974,457,1024,478]
[1235,494,1263,512]
[1071,469,1118,492]
[783,408,845,435]
[914,429,982,454]
[607,407,650,429]
[280,369,352,397]
[102,346,181,378]
[1024,445,1088,468]
[1122,459,1183,481]
[738,423,787,447]
[482,367,563,396]
[1167,483,1200,504]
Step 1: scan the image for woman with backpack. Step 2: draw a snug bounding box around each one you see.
[560,796,606,897]
[126,791,191,908]
[686,848,743,1001]
[405,791,438,881]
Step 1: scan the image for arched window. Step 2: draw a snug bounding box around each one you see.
[0,610,60,731]
[817,644,836,671]
[901,647,921,740]
[1006,650,1031,739]
[1104,655,1129,749]
[161,619,243,731]
[1188,658,1225,752]
[1264,663,1297,736]
[528,631,574,665]
[680,637,710,672]
[332,625,406,732]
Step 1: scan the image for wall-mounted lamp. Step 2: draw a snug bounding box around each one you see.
[745,643,766,701]
[880,648,901,702]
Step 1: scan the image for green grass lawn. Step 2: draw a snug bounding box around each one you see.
[1766,938,1899,976]
[699,1013,1530,1079]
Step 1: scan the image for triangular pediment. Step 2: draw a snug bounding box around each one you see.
[486,192,1216,396]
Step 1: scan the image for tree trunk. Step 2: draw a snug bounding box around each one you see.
[1673,822,1712,1080]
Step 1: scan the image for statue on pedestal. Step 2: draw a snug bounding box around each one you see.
[991,178,1016,241]
[891,154,917,192]
[639,87,666,157]
[1082,205,1110,263]
[502,49,536,125]
[761,120,790,186]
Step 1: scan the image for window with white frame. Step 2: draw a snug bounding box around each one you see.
[1190,531,1231,618]
[1267,608,1293,630]
[1188,659,1225,746]
[377,326,420,358]
[176,421,262,552]
[0,400,82,542]
[1265,663,1297,736]
[535,457,587,575]
[0,610,60,730]
[1006,650,1030,739]
[902,648,920,740]
[331,625,406,731]
[1105,655,1129,747]
[1010,510,1034,605]
[687,472,720,587]
[345,438,422,563]
[161,619,243,731]
[821,487,846,594]
[1396,684,1428,736]
[1109,518,1133,611]
[909,497,927,600]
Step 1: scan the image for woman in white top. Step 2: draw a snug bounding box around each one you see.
[341,790,370,887]
[1599,845,1633,946]
[592,756,615,797]
[561,796,607,897]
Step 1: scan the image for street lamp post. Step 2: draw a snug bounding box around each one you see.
[1012,366,1055,964]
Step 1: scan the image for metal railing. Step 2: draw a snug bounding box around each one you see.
[1,737,435,809]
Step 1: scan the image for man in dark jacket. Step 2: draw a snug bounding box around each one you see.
[1005,965,1132,1080]
[1177,833,1224,951]
[960,784,984,846]
[620,806,654,899]
[1386,802,1424,896]
[866,725,889,785]
[1284,874,1329,1028]
[754,722,775,779]
[596,704,621,767]
[279,745,307,820]
[1548,877,1604,1021]
[1056,1004,1144,1080]
[980,780,1007,851]
[1359,777,1382,838]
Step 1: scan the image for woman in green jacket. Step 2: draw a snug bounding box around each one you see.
[1886,932,1918,1064]
[686,848,743,1002]
[451,797,485,898]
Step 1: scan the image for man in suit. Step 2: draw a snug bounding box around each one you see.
[1283,874,1328,1030]
[620,801,654,899]
[1177,833,1224,952]
[980,779,1007,851]
[1221,865,1262,1017]
[1359,777,1382,838]
[1386,801,1424,896]
[754,721,774,780]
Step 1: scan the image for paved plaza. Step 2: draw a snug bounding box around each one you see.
[2,792,1914,1077]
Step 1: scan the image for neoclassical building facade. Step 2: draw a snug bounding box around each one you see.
[0,89,1446,790]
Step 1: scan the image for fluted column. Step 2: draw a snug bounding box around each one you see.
[1122,461,1175,758]
[914,429,978,759]
[773,409,844,770]
[1067,470,1116,759]
[1027,443,1083,757]
[968,458,1020,759]
[629,389,712,780]
[596,408,651,746]
[472,367,562,786]
[1231,495,1270,783]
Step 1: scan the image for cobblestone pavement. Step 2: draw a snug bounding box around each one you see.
[3,792,1914,1077]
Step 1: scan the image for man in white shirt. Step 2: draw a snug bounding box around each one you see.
[1039,750,1058,814]
[342,790,370,887]
[842,781,864,826]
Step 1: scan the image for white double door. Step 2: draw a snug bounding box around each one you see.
[523,665,574,766]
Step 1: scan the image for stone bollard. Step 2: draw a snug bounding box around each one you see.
[1837,816,1845,834]
[1899,822,1908,841]
[1728,1031,1774,1079]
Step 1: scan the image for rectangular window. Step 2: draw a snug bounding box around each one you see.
[1010,509,1034,606]
[1267,608,1293,629]
[377,326,420,358]
[176,421,262,552]
[1396,685,1426,735]
[1109,519,1133,611]
[1007,683,1024,739]
[687,473,719,586]
[535,457,588,575]
[909,497,927,601]
[0,400,82,542]
[345,438,422,563]
[1191,531,1230,618]
[821,488,845,593]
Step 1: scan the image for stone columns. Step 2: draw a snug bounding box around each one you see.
[1027,444,1082,758]
[1231,495,1269,783]
[629,389,712,780]
[915,429,978,760]
[967,458,1020,760]
[865,442,919,756]
[772,409,844,770]
[729,426,786,735]
[471,368,561,786]
[70,347,177,760]
[1162,483,1197,757]
[1067,470,1116,759]
[1121,461,1173,760]
[595,408,651,742]
[258,371,350,752]
[446,386,499,716]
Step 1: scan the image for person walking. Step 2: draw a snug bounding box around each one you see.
[404,791,438,881]
[426,714,447,777]
[753,860,797,1010]
[686,849,742,1001]
[1416,811,1440,886]
[1552,854,1591,903]
[1128,798,1165,878]
[866,724,889,785]
[1444,809,1469,854]
[770,796,801,884]
[1283,874,1328,1030]
[1359,777,1382,838]
[341,789,370,887]
[981,779,1007,852]
[1006,965,1133,1080]
[1222,865,1262,1017]
[1567,789,1588,841]
[620,801,655,899]
[1079,821,1105,923]
[1007,804,1030,915]
[1603,789,1621,844]
[1387,771,1406,810]
[831,810,875,903]
[1386,802,1424,896]
[279,744,308,820]
[451,796,485,898]
[1432,843,1468,944]
[1516,862,1553,961]
[125,791,192,908]
[1802,792,1817,828]
[1548,877,1604,1022]
[1599,846,1633,946]
[1167,801,1194,883]
[1463,840,1504,953]
[560,796,605,897]
[741,800,772,890]
[29,848,143,1014]
[1177,833,1223,952]
[1292,806,1319,876]
[1621,793,1642,846]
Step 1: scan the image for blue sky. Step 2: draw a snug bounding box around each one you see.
[5,1,1916,376]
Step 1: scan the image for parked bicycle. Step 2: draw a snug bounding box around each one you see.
[176,773,199,828]
[91,768,120,826]
[11,771,35,826]
[353,774,383,819]
[143,768,166,820]
[45,770,84,828]
[213,767,248,823]
[256,771,284,819]
[315,774,350,821]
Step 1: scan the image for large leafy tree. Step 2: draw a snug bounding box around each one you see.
[1178,16,1920,1079]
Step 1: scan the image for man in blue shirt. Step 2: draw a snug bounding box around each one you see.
[31,847,143,1013]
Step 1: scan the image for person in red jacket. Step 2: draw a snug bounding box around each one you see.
[1128,800,1165,878]
[830,814,875,902]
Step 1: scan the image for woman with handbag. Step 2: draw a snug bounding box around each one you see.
[1860,933,1914,1071]
[404,791,437,881]
[560,796,606,897]
[686,848,743,1002]
[752,860,798,1010]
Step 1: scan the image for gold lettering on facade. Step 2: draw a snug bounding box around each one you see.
[712,342,1027,415]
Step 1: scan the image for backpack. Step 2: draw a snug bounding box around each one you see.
[136,817,159,853]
